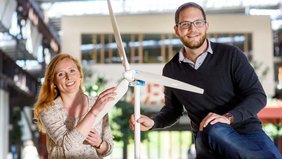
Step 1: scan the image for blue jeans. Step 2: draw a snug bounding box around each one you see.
[195,123,282,159]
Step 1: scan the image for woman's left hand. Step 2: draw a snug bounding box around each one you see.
[84,128,102,148]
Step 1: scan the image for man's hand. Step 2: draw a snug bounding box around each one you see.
[129,114,155,131]
[199,112,231,131]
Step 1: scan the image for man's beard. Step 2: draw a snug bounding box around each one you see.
[180,32,206,49]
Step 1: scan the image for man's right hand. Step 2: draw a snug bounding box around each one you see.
[129,114,154,131]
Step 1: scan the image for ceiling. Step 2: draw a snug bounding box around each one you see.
[31,0,282,42]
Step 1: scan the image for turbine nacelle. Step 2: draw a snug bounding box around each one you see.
[123,70,136,82]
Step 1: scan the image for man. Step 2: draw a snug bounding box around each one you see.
[129,2,282,159]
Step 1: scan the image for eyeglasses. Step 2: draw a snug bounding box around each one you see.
[177,19,206,29]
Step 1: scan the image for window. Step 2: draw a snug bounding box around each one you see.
[81,33,253,64]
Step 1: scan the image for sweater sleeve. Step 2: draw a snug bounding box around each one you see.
[229,48,266,123]
[151,64,185,129]
[100,114,114,157]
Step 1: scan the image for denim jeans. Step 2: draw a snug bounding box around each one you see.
[194,123,282,159]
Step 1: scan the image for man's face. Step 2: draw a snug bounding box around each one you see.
[174,7,209,49]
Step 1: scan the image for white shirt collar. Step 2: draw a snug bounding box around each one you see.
[179,39,213,63]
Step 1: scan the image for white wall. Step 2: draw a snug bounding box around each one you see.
[0,89,9,159]
[61,14,274,98]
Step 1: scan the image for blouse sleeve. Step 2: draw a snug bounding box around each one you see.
[40,106,86,151]
[100,114,114,157]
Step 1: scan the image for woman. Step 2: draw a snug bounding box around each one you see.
[34,54,116,159]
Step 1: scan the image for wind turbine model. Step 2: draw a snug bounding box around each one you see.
[93,0,205,158]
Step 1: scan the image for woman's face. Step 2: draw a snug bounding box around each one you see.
[53,58,82,95]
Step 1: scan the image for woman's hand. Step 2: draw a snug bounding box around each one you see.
[90,87,116,115]
[84,128,102,148]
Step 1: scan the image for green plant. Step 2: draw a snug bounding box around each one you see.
[83,67,107,96]
[263,123,282,140]
[11,107,22,144]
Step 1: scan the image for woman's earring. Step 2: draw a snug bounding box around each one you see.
[54,85,57,96]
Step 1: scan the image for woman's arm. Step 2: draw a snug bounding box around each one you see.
[40,87,116,151]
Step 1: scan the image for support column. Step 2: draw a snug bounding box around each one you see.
[0,88,9,159]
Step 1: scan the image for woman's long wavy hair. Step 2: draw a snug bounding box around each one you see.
[33,53,84,132]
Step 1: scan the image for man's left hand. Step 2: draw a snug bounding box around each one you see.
[199,112,231,131]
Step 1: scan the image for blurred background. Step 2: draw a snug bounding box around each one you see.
[1,0,282,159]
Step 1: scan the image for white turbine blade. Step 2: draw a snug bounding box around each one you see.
[94,79,129,126]
[134,70,204,94]
[107,0,130,71]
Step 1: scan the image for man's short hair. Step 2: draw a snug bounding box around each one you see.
[175,2,206,25]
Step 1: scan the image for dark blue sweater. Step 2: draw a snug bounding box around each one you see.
[153,42,266,133]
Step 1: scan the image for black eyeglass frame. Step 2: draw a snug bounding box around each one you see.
[176,19,206,29]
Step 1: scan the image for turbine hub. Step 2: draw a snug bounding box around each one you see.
[123,70,135,82]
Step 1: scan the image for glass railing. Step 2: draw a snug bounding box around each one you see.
[0,50,40,98]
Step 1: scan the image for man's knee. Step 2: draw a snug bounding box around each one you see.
[202,123,230,141]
